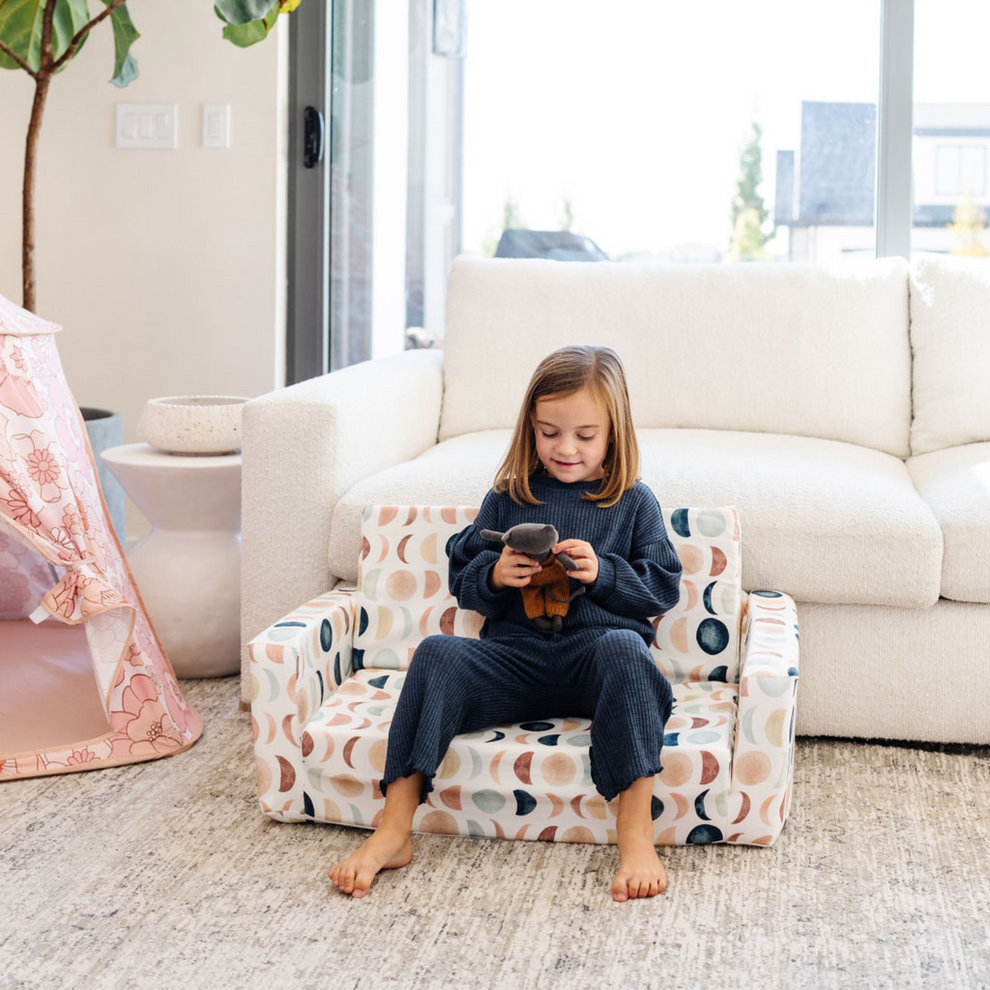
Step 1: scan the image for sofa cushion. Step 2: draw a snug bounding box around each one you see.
[907,441,990,603]
[331,429,942,608]
[330,431,507,581]
[910,256,990,455]
[636,428,941,607]
[301,667,739,844]
[441,256,911,457]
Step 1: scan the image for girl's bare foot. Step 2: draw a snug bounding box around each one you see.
[328,827,413,898]
[612,832,668,901]
[612,775,669,901]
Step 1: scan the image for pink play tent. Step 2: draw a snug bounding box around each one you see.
[0,292,202,780]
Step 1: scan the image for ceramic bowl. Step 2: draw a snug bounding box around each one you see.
[137,395,249,455]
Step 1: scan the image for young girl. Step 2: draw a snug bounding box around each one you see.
[329,345,682,902]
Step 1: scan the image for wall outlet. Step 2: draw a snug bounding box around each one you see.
[116,104,178,149]
[203,104,231,149]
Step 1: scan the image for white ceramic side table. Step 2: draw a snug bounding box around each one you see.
[101,443,241,677]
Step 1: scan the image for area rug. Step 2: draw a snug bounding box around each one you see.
[3,676,989,990]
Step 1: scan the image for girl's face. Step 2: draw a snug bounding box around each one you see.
[530,388,613,484]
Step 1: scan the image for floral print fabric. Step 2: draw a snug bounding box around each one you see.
[0,292,202,780]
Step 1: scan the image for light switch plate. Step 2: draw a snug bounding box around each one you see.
[203,104,230,148]
[116,104,178,149]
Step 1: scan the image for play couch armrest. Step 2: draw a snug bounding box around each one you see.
[727,589,800,846]
[247,590,357,821]
[240,348,443,707]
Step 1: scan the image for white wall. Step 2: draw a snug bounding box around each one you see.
[0,0,288,533]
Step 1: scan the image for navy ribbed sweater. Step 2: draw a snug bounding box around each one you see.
[448,473,683,645]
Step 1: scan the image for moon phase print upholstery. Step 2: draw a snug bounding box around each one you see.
[248,504,799,846]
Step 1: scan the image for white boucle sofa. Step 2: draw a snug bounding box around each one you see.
[240,255,990,745]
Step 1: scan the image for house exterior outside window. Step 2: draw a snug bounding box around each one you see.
[774,102,990,260]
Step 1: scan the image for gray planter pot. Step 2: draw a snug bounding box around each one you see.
[81,407,126,543]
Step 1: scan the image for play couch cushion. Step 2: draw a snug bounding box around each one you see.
[329,429,943,608]
[910,256,990,456]
[351,503,743,685]
[302,666,739,845]
[908,441,990,603]
[441,256,911,457]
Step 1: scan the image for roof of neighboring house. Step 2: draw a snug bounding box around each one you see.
[797,101,876,226]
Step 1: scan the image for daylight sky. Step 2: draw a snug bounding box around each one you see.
[460,0,990,259]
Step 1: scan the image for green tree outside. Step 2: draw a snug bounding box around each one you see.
[728,207,771,262]
[481,193,528,257]
[560,196,575,232]
[728,121,773,260]
[947,191,990,257]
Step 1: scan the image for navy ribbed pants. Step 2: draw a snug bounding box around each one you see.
[380,627,675,805]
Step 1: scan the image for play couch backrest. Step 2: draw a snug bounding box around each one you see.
[441,256,912,458]
[352,504,743,684]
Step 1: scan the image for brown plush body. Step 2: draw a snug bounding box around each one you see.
[521,553,572,621]
[480,523,585,632]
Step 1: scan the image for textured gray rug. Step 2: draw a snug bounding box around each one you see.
[3,676,989,990]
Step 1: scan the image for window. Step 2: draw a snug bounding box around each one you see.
[461,0,880,265]
[935,146,987,197]
[913,0,990,256]
[326,0,462,371]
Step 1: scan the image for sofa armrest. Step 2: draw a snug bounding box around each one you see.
[240,348,443,706]
[248,590,356,821]
[727,589,800,846]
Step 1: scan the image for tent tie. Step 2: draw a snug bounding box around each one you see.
[28,554,106,624]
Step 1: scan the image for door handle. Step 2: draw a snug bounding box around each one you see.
[304,106,324,168]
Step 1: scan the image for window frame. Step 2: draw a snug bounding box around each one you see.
[876,0,914,260]
[286,0,331,386]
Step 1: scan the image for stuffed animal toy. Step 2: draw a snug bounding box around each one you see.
[481,523,586,632]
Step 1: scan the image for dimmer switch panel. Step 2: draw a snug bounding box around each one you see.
[116,104,178,149]
[203,104,231,148]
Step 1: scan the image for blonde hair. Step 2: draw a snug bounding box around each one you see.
[492,345,640,507]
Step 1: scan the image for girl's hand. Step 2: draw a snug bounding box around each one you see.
[489,544,543,591]
[553,539,599,585]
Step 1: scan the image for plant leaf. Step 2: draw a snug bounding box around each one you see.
[99,0,138,86]
[107,48,134,85]
[214,0,274,27]
[0,0,39,71]
[221,0,278,48]
[52,18,87,74]
[0,0,92,73]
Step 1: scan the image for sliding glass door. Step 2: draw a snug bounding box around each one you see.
[327,0,463,371]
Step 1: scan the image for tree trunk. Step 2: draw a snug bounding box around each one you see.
[23,75,52,315]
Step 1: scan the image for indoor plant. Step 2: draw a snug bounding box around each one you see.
[0,0,303,313]
[0,0,302,534]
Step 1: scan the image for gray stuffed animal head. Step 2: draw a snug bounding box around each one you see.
[480,523,578,570]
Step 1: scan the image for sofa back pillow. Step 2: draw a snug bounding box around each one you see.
[910,255,990,455]
[351,503,742,684]
[440,256,911,458]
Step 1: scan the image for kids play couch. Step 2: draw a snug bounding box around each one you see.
[241,254,990,745]
[248,504,799,845]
